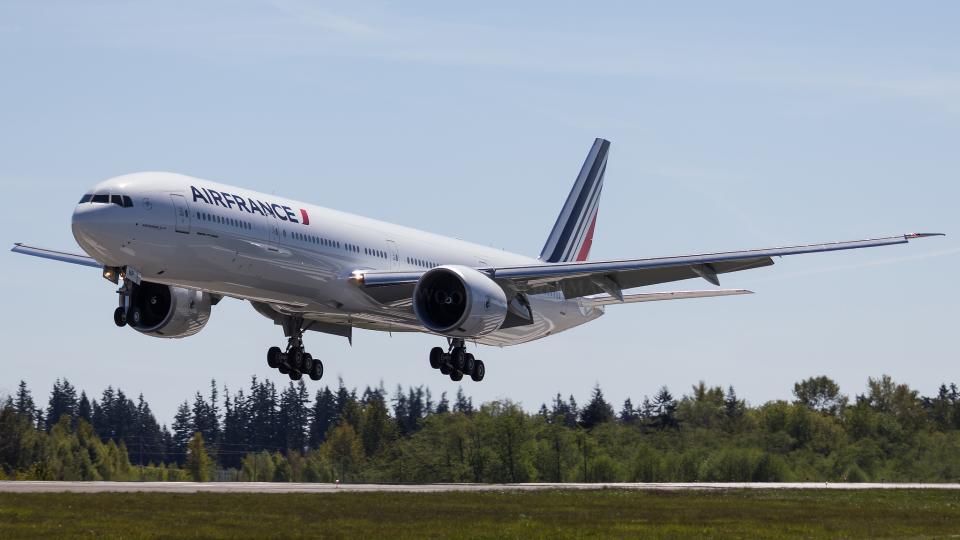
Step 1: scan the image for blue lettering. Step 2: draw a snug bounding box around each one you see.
[247,198,265,216]
[190,186,210,204]
[259,201,277,218]
[271,203,288,220]
[233,194,250,213]
[283,205,299,223]
[209,190,226,207]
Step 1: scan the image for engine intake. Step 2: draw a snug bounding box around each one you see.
[127,281,212,338]
[413,265,508,337]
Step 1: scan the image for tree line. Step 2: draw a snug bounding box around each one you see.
[2,374,960,483]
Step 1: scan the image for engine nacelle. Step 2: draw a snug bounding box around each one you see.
[127,281,211,338]
[412,265,508,337]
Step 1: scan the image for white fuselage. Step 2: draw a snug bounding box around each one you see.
[71,172,603,346]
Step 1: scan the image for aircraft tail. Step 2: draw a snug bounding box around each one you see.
[539,138,610,263]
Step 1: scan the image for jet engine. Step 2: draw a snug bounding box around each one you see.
[126,281,212,338]
[412,265,508,337]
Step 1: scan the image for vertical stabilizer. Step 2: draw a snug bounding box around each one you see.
[539,138,609,263]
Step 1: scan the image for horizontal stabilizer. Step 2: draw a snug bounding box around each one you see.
[581,289,753,307]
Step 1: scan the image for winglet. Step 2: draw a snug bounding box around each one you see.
[905,232,946,239]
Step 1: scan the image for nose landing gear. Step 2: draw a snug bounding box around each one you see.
[266,317,323,381]
[429,338,485,382]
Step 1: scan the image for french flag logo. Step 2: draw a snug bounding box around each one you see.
[300,209,310,225]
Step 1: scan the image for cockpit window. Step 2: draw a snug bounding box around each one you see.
[85,193,133,207]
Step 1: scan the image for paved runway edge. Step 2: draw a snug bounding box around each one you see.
[2,481,960,493]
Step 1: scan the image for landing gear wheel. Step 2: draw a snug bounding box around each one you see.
[451,348,465,371]
[429,347,444,369]
[440,363,452,375]
[450,370,463,382]
[289,369,302,381]
[463,353,475,376]
[309,359,324,381]
[290,349,303,370]
[301,352,314,372]
[470,360,485,382]
[267,347,282,368]
[113,307,127,327]
[278,364,290,375]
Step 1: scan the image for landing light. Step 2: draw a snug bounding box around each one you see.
[102,266,120,284]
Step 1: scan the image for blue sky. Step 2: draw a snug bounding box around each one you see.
[2,1,957,424]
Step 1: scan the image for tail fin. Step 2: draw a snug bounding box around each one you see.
[539,138,610,263]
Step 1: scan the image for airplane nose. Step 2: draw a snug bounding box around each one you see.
[72,202,125,265]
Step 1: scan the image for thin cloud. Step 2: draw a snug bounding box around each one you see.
[266,0,378,38]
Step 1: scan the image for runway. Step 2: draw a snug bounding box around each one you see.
[2,481,960,494]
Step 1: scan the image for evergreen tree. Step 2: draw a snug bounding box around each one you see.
[453,387,474,415]
[393,385,410,435]
[360,389,391,457]
[724,385,745,422]
[651,386,678,429]
[619,398,637,424]
[335,380,354,421]
[278,381,310,452]
[435,392,450,414]
[308,386,337,447]
[191,381,220,447]
[407,386,426,431]
[45,378,79,430]
[538,403,550,418]
[639,396,655,421]
[579,384,615,429]
[77,392,92,424]
[14,380,40,427]
[549,393,570,425]
[170,401,193,465]
[92,387,115,439]
[133,393,165,465]
[221,386,249,468]
[565,395,579,428]
[247,377,280,452]
[111,389,138,447]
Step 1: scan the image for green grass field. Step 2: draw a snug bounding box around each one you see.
[1,489,959,539]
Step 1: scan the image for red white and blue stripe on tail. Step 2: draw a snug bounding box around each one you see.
[539,138,610,263]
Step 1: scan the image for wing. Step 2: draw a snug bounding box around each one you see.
[11,243,100,268]
[357,233,944,301]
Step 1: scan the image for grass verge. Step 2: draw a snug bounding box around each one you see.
[1,488,959,539]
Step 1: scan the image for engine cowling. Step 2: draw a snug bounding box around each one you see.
[128,281,212,338]
[412,265,508,337]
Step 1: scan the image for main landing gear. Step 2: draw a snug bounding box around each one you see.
[267,317,323,381]
[429,338,485,382]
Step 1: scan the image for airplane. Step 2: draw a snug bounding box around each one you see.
[11,139,943,383]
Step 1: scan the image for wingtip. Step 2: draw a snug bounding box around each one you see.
[905,232,946,239]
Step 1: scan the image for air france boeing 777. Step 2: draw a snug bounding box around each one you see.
[12,139,942,383]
